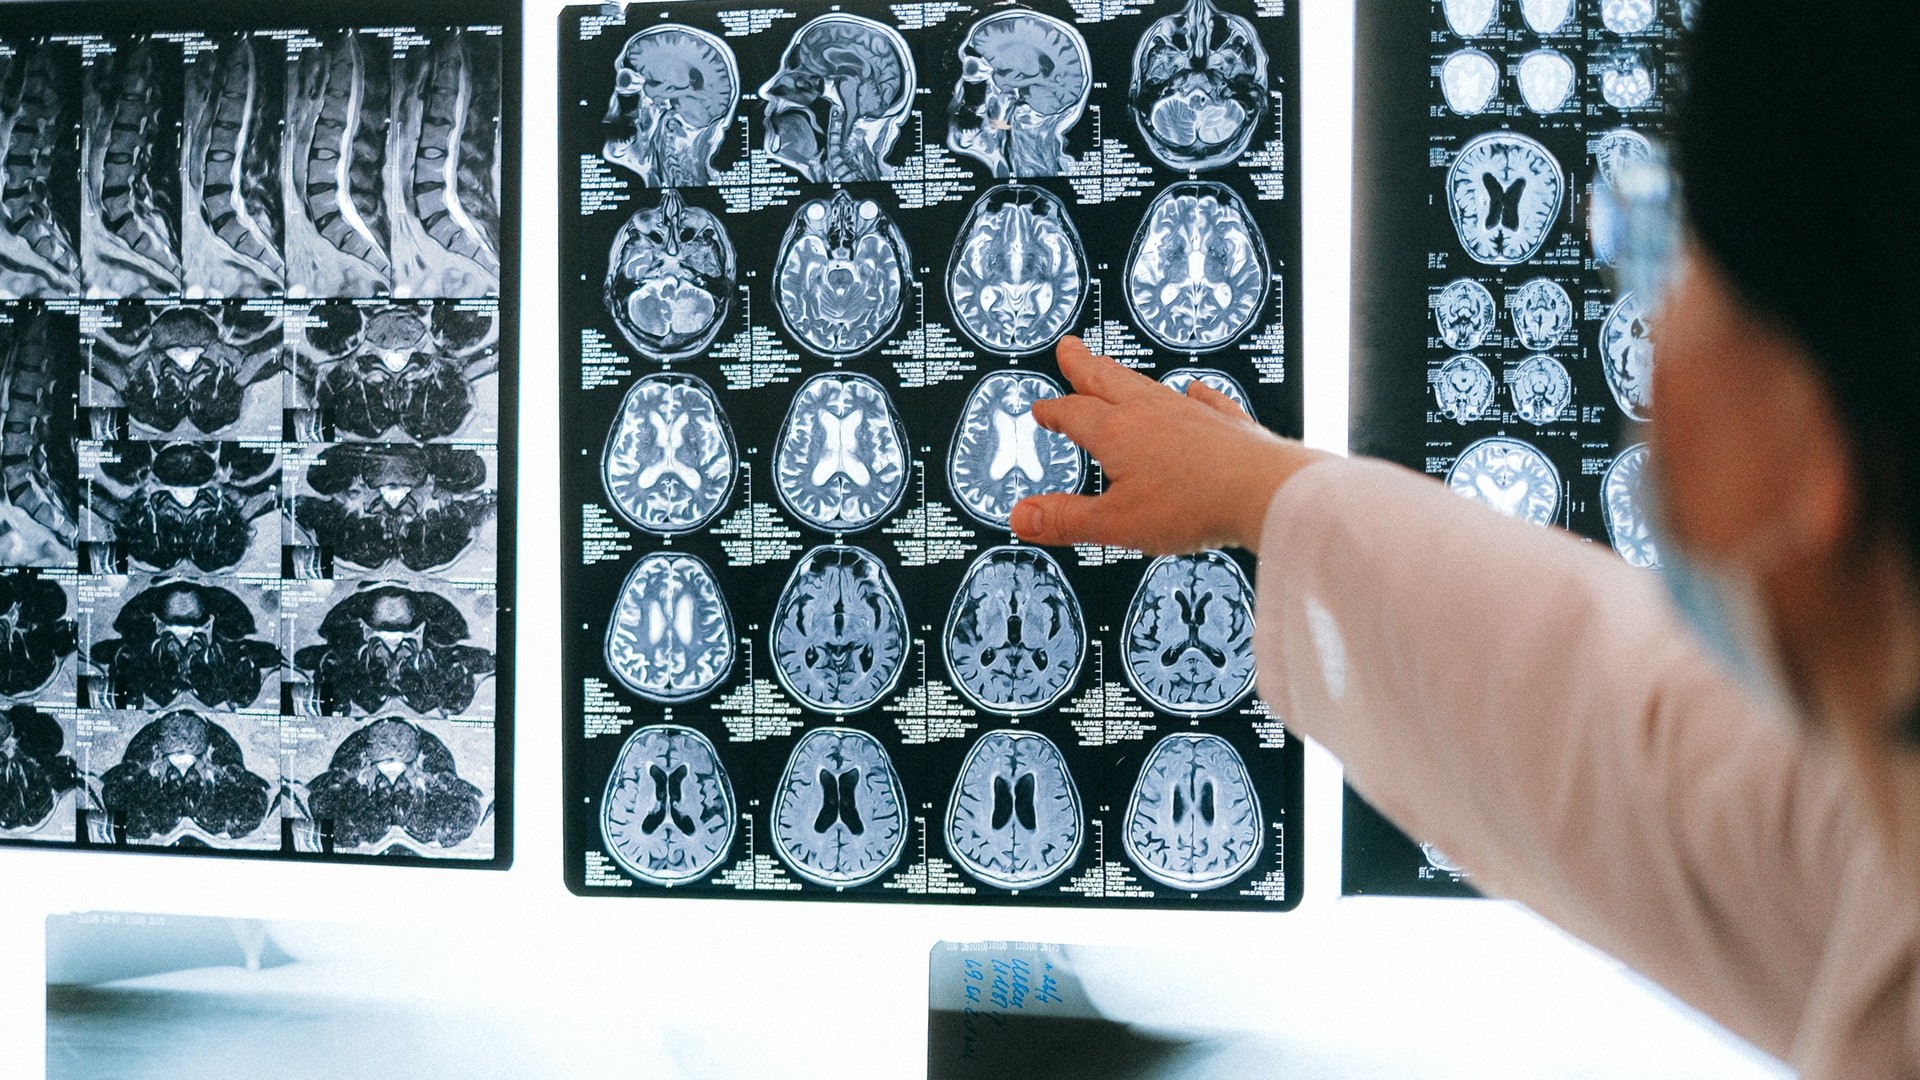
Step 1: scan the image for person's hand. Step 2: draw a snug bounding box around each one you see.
[1010,337,1329,554]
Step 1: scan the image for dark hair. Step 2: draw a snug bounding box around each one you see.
[1677,2,1920,557]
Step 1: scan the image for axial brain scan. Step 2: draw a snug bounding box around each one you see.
[1521,0,1573,34]
[774,191,909,359]
[601,724,736,885]
[771,726,907,887]
[1507,277,1573,351]
[1123,551,1257,717]
[1446,437,1561,525]
[770,545,909,713]
[945,729,1083,890]
[1601,291,1653,420]
[602,25,738,187]
[605,552,733,704]
[773,373,909,534]
[1128,0,1269,170]
[1601,0,1656,34]
[1431,354,1494,424]
[1440,50,1498,116]
[1603,443,1659,568]
[760,14,915,183]
[1442,0,1498,38]
[947,10,1090,177]
[601,372,737,536]
[948,184,1086,355]
[945,545,1085,715]
[1507,354,1572,426]
[948,370,1084,529]
[1159,368,1255,419]
[1433,278,1496,351]
[1123,732,1262,890]
[1516,49,1575,114]
[1446,132,1564,266]
[605,189,736,364]
[1126,182,1269,352]
[1597,46,1655,109]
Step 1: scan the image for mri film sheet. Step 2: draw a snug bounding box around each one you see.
[1345,0,1681,897]
[559,0,1302,909]
[0,0,520,870]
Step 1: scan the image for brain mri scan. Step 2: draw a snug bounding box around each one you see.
[1507,277,1573,351]
[1126,182,1269,352]
[1441,0,1498,38]
[293,584,495,716]
[605,189,736,364]
[945,729,1083,890]
[947,10,1090,177]
[1431,354,1494,424]
[760,15,915,182]
[87,442,279,573]
[100,711,272,844]
[0,705,80,832]
[1159,368,1255,419]
[770,545,909,714]
[1122,551,1257,717]
[1589,129,1654,266]
[294,443,497,573]
[1516,49,1575,114]
[1601,291,1654,420]
[1123,732,1262,890]
[1521,0,1573,34]
[1507,354,1572,426]
[948,184,1087,355]
[771,726,906,887]
[1597,46,1655,109]
[1601,0,1655,34]
[307,718,486,852]
[1439,50,1498,116]
[1128,0,1269,170]
[1602,443,1659,569]
[773,373,909,534]
[1446,133,1563,267]
[948,370,1084,529]
[602,25,738,187]
[1680,0,1700,29]
[944,545,1085,715]
[606,552,733,704]
[1433,278,1496,352]
[0,571,75,699]
[1446,437,1561,525]
[90,582,280,711]
[89,305,282,437]
[775,191,909,359]
[602,372,736,536]
[600,724,736,885]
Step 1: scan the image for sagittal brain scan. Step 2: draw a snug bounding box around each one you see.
[307,718,486,852]
[1597,46,1655,110]
[1601,291,1653,420]
[948,10,1089,178]
[605,552,732,704]
[100,711,272,844]
[294,444,498,573]
[1439,50,1498,116]
[1431,354,1494,424]
[0,570,76,698]
[605,189,736,363]
[0,706,80,832]
[945,730,1082,890]
[1124,732,1262,890]
[1507,354,1572,426]
[87,442,279,574]
[1160,368,1255,419]
[945,545,1085,715]
[774,373,909,533]
[88,304,282,437]
[1446,132,1563,267]
[1516,50,1575,114]
[1446,437,1561,525]
[1128,0,1269,170]
[771,726,907,888]
[299,301,499,443]
[775,191,910,359]
[1507,278,1572,351]
[293,584,495,716]
[770,545,909,714]
[1602,443,1659,569]
[1433,278,1495,352]
[600,724,736,885]
[1126,182,1269,352]
[1442,0,1498,38]
[90,581,281,711]
[760,15,915,182]
[602,373,736,536]
[603,25,738,188]
[948,184,1086,355]
[1123,551,1256,717]
[1521,0,1573,34]
[949,370,1083,529]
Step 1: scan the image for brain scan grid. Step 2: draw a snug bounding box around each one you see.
[1347,0,1682,897]
[560,0,1301,908]
[0,4,518,868]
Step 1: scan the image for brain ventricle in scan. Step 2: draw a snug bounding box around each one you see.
[771,726,907,887]
[605,552,734,703]
[601,373,737,535]
[601,724,737,886]
[948,370,1084,529]
[946,184,1086,355]
[773,373,910,533]
[770,545,909,713]
[944,545,1085,715]
[945,729,1083,890]
[774,190,910,358]
[1122,551,1257,717]
[1126,182,1269,352]
[1124,732,1263,890]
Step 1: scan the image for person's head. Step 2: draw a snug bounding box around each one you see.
[1654,1,1920,844]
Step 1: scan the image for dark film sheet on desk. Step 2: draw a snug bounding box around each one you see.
[559,0,1303,908]
[0,0,520,867]
[1345,0,1683,897]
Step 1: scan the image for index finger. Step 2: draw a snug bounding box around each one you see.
[1055,336,1165,405]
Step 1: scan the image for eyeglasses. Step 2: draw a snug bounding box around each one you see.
[1593,136,1683,317]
